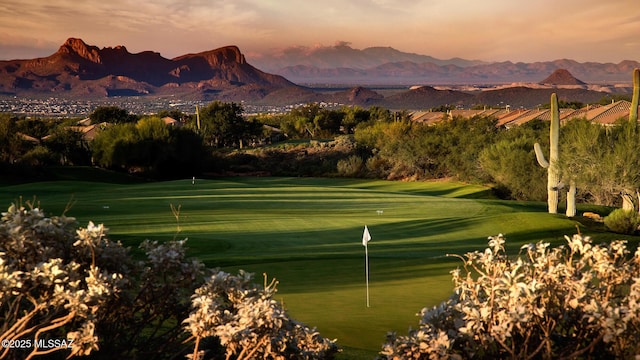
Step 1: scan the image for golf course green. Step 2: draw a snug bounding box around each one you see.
[0,176,613,358]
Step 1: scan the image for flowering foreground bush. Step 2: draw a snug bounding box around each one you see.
[380,234,640,359]
[0,202,337,359]
[183,270,338,360]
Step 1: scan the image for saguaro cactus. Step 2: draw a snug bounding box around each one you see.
[631,68,639,124]
[534,93,561,214]
[623,68,640,211]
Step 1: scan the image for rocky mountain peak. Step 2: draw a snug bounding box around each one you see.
[223,45,246,64]
[203,45,246,66]
[346,86,382,102]
[102,45,130,55]
[540,69,586,85]
[57,37,102,63]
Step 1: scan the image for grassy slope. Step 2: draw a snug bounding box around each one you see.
[1,177,630,359]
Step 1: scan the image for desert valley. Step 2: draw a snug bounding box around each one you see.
[1,38,638,115]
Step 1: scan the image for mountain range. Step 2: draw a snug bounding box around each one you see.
[248,41,485,74]
[0,38,295,100]
[0,38,636,109]
[247,42,639,85]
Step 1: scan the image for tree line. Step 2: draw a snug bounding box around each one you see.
[1,99,638,211]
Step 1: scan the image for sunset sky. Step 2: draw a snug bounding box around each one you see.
[1,0,638,63]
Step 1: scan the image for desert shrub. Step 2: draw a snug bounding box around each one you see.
[604,208,640,235]
[436,115,499,182]
[184,270,339,360]
[365,154,392,179]
[330,135,357,151]
[95,237,205,359]
[21,145,58,166]
[480,136,546,201]
[354,116,498,181]
[380,234,640,359]
[337,155,364,177]
[0,202,337,359]
[0,202,129,359]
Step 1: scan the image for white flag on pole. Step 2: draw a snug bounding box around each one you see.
[362,225,372,307]
[362,225,371,246]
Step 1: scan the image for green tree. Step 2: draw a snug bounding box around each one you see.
[21,145,57,167]
[44,126,91,165]
[15,117,54,139]
[611,119,640,209]
[481,136,547,200]
[0,114,24,163]
[356,119,436,179]
[131,117,171,172]
[91,123,138,169]
[280,103,322,138]
[164,126,206,175]
[199,101,257,147]
[430,104,456,112]
[368,106,392,122]
[89,106,136,124]
[558,118,613,205]
[355,114,508,183]
[92,118,205,178]
[436,115,499,181]
[480,120,548,200]
[313,109,344,137]
[341,106,370,134]
[540,100,584,109]
[558,117,640,207]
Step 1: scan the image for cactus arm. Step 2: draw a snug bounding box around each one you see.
[534,143,549,168]
[631,68,639,124]
[566,180,576,217]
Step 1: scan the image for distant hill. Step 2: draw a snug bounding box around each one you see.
[0,38,300,100]
[369,84,608,110]
[540,69,586,85]
[381,86,475,109]
[474,87,607,108]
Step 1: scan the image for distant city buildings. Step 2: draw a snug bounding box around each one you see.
[2,96,638,129]
[0,97,296,117]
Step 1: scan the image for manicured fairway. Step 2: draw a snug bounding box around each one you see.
[0,177,593,358]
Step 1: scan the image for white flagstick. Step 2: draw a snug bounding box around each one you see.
[362,225,371,308]
[365,244,370,308]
